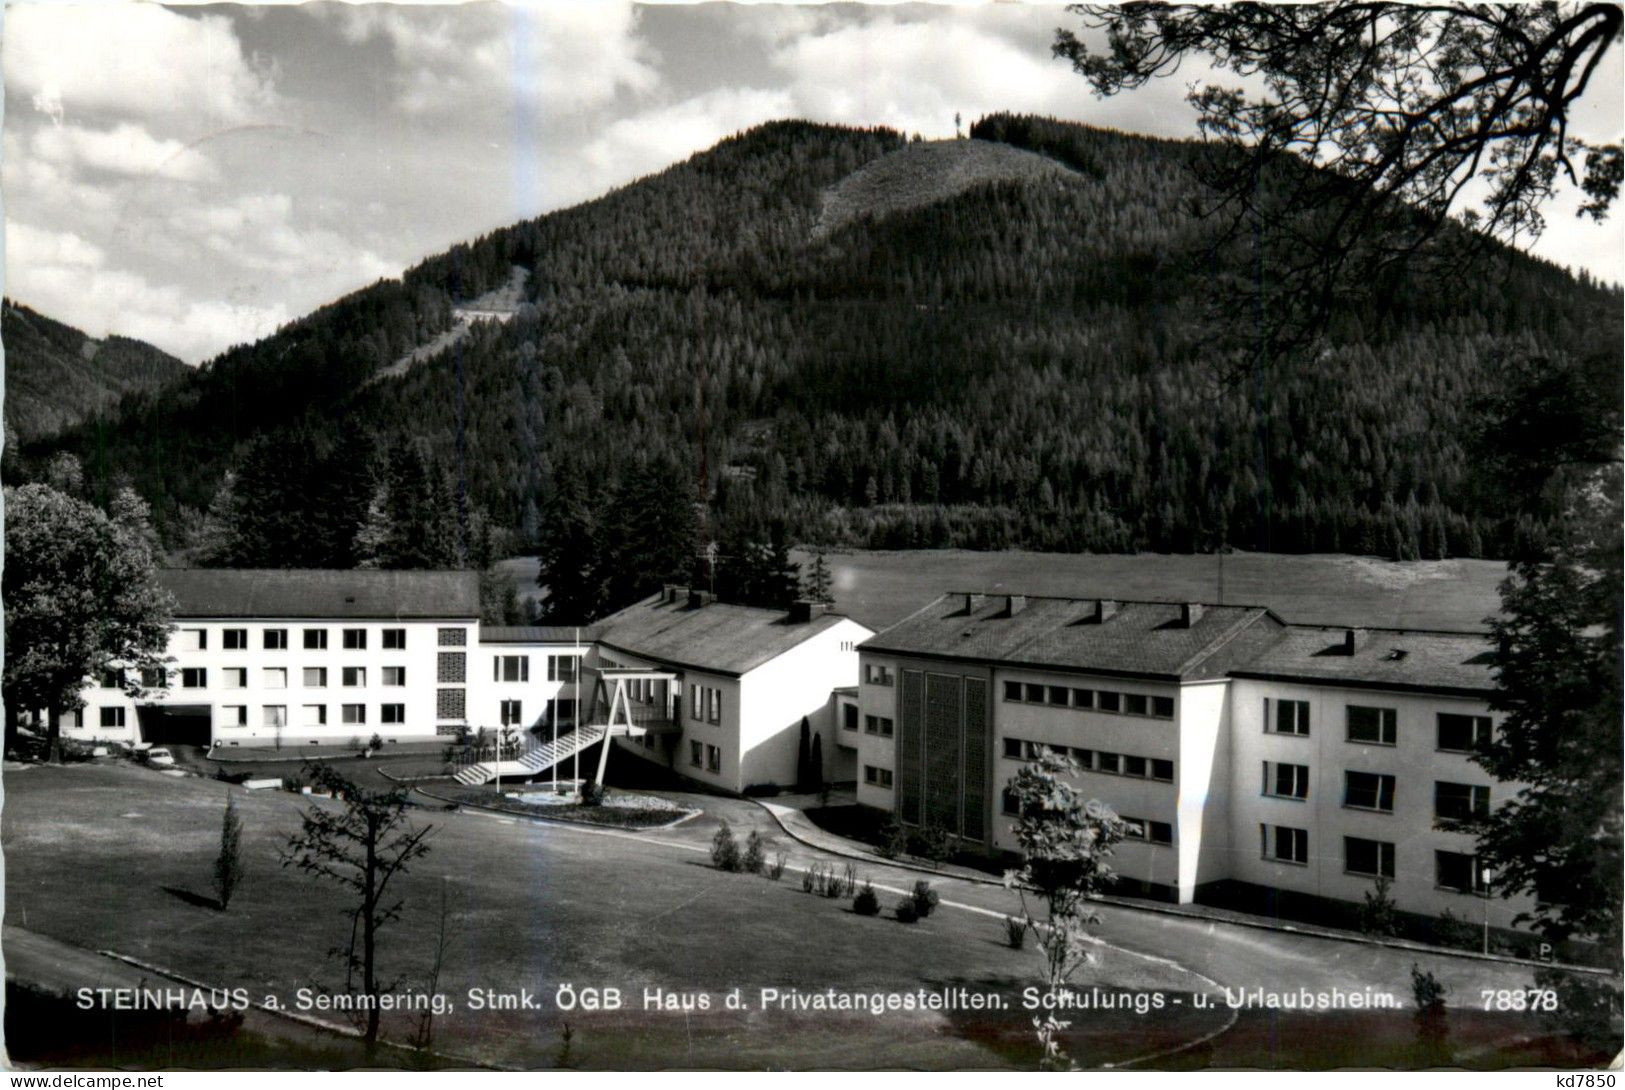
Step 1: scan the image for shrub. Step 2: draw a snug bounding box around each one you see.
[853,882,881,916]
[710,822,741,871]
[910,823,953,864]
[1005,915,1028,949]
[801,865,817,893]
[1359,876,1401,937]
[911,880,939,918]
[212,794,244,911]
[579,780,606,808]
[742,830,766,875]
[879,817,908,860]
[767,852,787,881]
[1410,963,1450,1060]
[895,898,920,924]
[367,733,384,752]
[1431,909,1478,951]
[826,865,854,899]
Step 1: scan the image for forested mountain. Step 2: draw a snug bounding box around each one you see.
[19,117,1622,582]
[2,300,188,445]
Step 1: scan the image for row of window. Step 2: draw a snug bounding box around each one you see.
[113,665,412,691]
[1003,736,1174,782]
[688,740,722,774]
[998,790,1173,844]
[863,764,893,788]
[491,654,582,683]
[180,626,410,652]
[1259,826,1490,893]
[1265,699,1493,752]
[865,714,894,737]
[1259,762,1491,820]
[1003,682,1175,720]
[98,703,407,730]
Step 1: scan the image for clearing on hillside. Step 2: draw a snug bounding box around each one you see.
[814,138,1080,238]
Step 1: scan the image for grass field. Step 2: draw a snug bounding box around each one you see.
[503,549,1507,634]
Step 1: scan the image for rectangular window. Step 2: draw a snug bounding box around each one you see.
[221,705,247,727]
[178,628,207,651]
[302,704,327,727]
[303,667,327,688]
[1024,683,1045,703]
[1123,755,1148,778]
[1121,817,1148,841]
[1150,758,1174,782]
[223,628,247,650]
[222,668,247,689]
[1047,685,1069,706]
[865,765,894,789]
[864,663,894,686]
[438,627,466,647]
[1147,821,1174,845]
[1346,705,1397,745]
[100,707,126,728]
[381,704,405,725]
[263,705,287,729]
[343,667,366,688]
[1097,751,1121,775]
[342,704,366,725]
[1097,690,1122,713]
[1124,693,1149,716]
[500,699,523,726]
[343,629,367,650]
[842,704,859,731]
[1437,713,1492,753]
[1071,687,1095,709]
[1151,695,1175,719]
[1434,781,1490,822]
[689,740,703,768]
[1003,681,1023,702]
[382,667,405,687]
[864,715,894,738]
[1344,771,1396,812]
[547,654,579,682]
[707,687,721,725]
[100,669,125,689]
[1264,761,1310,800]
[382,628,406,650]
[1001,787,1022,815]
[1261,824,1309,864]
[705,744,721,773]
[181,668,207,689]
[1073,747,1096,770]
[1436,850,1488,894]
[438,652,466,684]
[1003,737,1024,760]
[263,668,287,689]
[1269,699,1311,735]
[141,667,168,689]
[495,655,529,682]
[303,628,328,650]
[1345,836,1396,879]
[263,629,287,651]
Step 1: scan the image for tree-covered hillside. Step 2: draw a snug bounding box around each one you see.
[2,300,189,445]
[21,117,1622,568]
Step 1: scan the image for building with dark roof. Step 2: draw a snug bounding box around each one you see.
[854,591,1527,930]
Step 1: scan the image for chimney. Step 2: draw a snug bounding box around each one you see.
[688,589,715,609]
[1088,599,1119,624]
[1341,628,1365,654]
[1005,594,1027,616]
[663,583,687,605]
[788,599,828,623]
[1180,602,1205,627]
[963,592,986,613]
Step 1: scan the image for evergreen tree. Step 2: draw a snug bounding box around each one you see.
[803,550,835,604]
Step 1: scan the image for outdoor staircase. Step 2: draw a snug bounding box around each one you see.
[453,724,608,786]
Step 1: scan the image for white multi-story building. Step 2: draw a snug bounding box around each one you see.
[856,591,1530,928]
[65,571,872,796]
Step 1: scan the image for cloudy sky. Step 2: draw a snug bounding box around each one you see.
[4,1,1622,364]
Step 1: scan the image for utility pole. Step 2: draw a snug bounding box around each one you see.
[1481,863,1495,955]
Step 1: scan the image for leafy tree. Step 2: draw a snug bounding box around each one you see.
[1003,753,1126,1070]
[281,763,435,1054]
[213,793,245,911]
[1056,3,1622,350]
[3,483,173,761]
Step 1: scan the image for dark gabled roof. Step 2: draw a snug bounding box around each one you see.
[859,593,1285,682]
[479,625,602,645]
[594,594,869,677]
[1228,625,1497,696]
[159,569,480,620]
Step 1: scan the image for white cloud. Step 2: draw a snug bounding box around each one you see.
[4,5,277,130]
[580,86,796,188]
[334,2,658,118]
[31,122,220,184]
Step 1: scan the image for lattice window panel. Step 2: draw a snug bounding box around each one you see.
[438,652,466,683]
[924,673,962,835]
[438,627,466,647]
[898,669,924,825]
[436,687,466,720]
[962,678,988,843]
